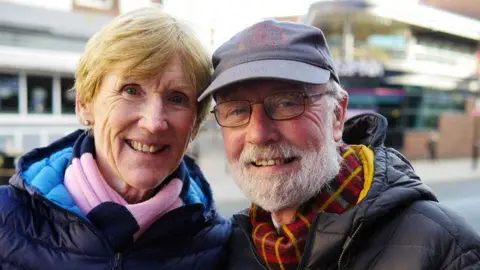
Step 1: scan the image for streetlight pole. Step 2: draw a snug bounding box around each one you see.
[473,46,480,169]
[474,93,479,170]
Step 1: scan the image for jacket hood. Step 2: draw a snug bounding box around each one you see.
[343,113,437,224]
[9,129,218,220]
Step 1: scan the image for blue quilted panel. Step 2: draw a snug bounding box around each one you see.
[21,147,82,216]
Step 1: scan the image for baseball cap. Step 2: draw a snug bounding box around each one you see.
[198,19,339,101]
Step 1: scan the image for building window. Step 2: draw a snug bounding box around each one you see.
[27,75,53,114]
[0,135,15,153]
[61,77,75,114]
[22,134,41,152]
[0,73,19,113]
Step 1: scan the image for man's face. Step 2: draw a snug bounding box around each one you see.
[217,80,348,212]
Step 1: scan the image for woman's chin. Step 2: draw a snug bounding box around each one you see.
[122,170,170,191]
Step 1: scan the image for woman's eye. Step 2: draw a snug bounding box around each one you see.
[123,85,139,96]
[171,96,184,103]
[169,93,189,105]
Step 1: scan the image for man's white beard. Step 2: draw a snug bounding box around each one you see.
[229,128,343,212]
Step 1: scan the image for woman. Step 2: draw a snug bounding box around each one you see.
[0,7,230,270]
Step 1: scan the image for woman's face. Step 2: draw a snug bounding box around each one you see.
[79,55,197,191]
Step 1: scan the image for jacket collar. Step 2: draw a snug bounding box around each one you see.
[231,114,437,269]
[10,129,219,221]
[343,113,388,147]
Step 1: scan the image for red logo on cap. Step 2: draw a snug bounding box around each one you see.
[238,23,289,51]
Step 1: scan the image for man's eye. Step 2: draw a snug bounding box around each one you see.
[228,107,248,116]
[278,100,296,108]
[278,97,304,108]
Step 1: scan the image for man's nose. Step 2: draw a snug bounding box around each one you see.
[139,98,168,133]
[245,105,280,145]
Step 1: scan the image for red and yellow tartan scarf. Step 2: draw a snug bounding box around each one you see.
[250,144,366,270]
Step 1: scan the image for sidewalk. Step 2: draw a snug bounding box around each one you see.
[411,158,480,183]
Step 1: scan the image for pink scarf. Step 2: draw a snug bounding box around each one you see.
[64,153,183,240]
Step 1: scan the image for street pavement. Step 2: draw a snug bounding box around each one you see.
[426,179,480,232]
[411,158,480,183]
[193,131,480,231]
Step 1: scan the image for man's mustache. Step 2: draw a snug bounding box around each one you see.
[238,143,302,164]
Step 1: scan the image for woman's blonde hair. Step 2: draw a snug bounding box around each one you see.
[75,7,212,138]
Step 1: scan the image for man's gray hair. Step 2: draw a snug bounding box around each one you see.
[324,79,348,116]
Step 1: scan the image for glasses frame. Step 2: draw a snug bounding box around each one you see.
[210,91,329,128]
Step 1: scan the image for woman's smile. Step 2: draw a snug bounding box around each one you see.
[125,139,169,154]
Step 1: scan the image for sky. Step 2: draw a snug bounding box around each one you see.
[2,0,318,51]
[163,0,318,51]
[1,0,425,52]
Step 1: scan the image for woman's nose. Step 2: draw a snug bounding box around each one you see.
[139,98,169,133]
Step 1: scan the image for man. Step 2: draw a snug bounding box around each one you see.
[198,20,480,269]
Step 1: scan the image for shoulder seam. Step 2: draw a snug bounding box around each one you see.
[442,249,480,269]
[409,201,480,262]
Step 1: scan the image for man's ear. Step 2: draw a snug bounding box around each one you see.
[333,94,349,142]
[75,94,93,125]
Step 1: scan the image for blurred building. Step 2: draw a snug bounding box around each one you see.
[0,0,165,154]
[420,0,480,20]
[303,0,480,159]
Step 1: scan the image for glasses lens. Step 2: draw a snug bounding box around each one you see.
[215,101,251,127]
[265,92,305,120]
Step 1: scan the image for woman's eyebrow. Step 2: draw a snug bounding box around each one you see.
[165,79,192,91]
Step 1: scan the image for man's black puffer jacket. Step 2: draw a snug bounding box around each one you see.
[227,113,480,270]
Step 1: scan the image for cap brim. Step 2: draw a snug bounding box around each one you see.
[198,59,330,101]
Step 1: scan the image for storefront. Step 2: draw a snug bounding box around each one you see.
[305,0,480,153]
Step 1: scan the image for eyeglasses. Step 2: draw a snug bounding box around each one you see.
[211,91,328,127]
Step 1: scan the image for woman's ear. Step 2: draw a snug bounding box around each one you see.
[76,94,93,125]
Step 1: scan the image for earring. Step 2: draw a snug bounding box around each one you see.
[83,120,90,126]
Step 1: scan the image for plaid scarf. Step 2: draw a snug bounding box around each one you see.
[250,144,365,270]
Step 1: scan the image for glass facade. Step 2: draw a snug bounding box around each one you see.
[345,81,469,149]
[27,75,53,114]
[321,13,476,63]
[0,73,80,116]
[0,73,19,113]
[403,87,466,130]
[314,12,476,150]
[61,77,76,114]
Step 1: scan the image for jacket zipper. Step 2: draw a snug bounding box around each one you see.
[112,253,122,270]
[337,222,363,269]
[235,216,268,270]
[34,194,117,252]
